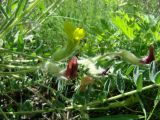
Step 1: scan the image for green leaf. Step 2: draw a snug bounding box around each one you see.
[112,15,135,40]
[0,4,9,19]
[154,71,160,84]
[136,73,143,92]
[126,65,134,76]
[6,0,12,17]
[133,66,143,91]
[22,100,33,111]
[0,39,3,47]
[38,0,46,11]
[133,66,139,83]
[149,61,156,82]
[154,88,160,106]
[116,70,125,93]
[103,78,111,96]
[15,0,28,17]
[31,52,36,57]
[90,114,144,120]
[64,21,75,39]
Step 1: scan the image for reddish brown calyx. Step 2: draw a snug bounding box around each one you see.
[65,56,78,79]
[140,45,155,64]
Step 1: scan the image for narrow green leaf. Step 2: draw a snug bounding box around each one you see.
[116,70,125,93]
[0,4,9,19]
[154,71,160,84]
[133,66,139,83]
[0,0,41,38]
[15,0,28,17]
[38,0,46,11]
[103,78,111,96]
[64,21,75,39]
[11,0,18,11]
[136,73,143,92]
[126,65,134,76]
[133,66,143,91]
[6,0,12,17]
[0,17,15,33]
[136,94,147,119]
[17,33,24,51]
[147,88,160,120]
[154,88,160,106]
[149,61,156,82]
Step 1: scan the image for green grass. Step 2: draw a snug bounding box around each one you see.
[0,0,160,119]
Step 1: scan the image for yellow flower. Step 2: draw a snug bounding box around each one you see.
[73,28,85,41]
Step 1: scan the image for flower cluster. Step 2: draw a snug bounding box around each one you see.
[73,28,85,41]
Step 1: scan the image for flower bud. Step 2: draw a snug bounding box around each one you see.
[65,56,78,79]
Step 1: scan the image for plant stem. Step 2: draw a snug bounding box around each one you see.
[86,96,139,111]
[147,88,160,120]
[0,48,44,60]
[0,64,36,69]
[0,66,39,75]
[0,106,9,120]
[88,84,159,107]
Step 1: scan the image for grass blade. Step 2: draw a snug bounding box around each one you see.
[6,0,12,17]
[0,4,9,19]
[15,0,28,17]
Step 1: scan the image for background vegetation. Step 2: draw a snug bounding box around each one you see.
[0,0,160,119]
